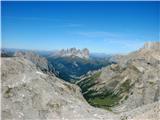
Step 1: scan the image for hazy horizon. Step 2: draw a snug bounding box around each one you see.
[2,1,159,54]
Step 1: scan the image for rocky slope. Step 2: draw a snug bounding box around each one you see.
[1,57,117,120]
[77,42,160,113]
[51,48,90,59]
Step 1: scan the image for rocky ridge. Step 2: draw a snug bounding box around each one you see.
[77,42,160,115]
[14,51,56,74]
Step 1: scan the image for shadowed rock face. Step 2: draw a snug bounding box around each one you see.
[1,57,117,120]
[77,42,160,115]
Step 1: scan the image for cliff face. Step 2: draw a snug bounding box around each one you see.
[1,57,116,120]
[77,42,160,115]
[52,48,90,59]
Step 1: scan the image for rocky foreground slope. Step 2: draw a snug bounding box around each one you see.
[77,42,160,116]
[1,57,116,120]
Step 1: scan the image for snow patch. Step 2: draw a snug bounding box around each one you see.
[36,71,44,75]
[22,75,26,83]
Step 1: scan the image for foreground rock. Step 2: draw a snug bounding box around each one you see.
[119,101,160,120]
[1,57,116,120]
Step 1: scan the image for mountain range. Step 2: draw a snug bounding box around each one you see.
[50,48,90,59]
[1,42,160,120]
[2,48,114,82]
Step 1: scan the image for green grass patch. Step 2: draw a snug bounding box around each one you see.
[84,89,122,110]
[78,72,137,111]
[89,96,120,107]
[77,72,123,110]
[148,81,155,85]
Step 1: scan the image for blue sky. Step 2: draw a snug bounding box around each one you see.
[2,1,159,54]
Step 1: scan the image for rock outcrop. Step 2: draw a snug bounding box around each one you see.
[14,51,56,74]
[51,48,90,59]
[1,57,116,120]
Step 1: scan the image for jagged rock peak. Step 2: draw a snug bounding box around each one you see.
[143,42,160,50]
[54,48,90,59]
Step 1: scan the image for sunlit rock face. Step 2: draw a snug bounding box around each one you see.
[1,57,117,120]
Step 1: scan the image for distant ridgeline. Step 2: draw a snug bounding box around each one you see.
[1,48,115,82]
[50,48,90,59]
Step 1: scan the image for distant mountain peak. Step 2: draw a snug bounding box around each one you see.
[51,48,90,59]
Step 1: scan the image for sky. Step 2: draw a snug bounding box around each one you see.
[2,1,160,54]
